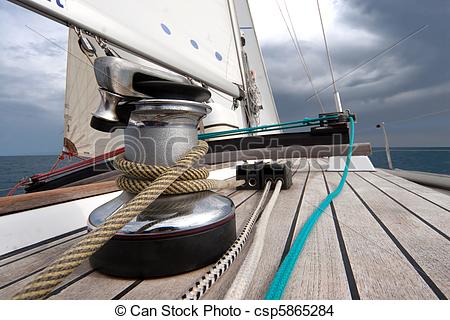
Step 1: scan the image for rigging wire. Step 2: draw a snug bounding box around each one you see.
[305,24,429,102]
[356,107,450,133]
[384,107,450,124]
[316,0,338,95]
[24,25,174,99]
[276,0,325,112]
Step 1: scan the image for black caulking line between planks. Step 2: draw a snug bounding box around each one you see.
[356,173,450,242]
[279,162,310,266]
[0,266,46,291]
[371,171,450,213]
[112,280,144,300]
[322,170,360,300]
[0,227,87,263]
[344,176,447,300]
[45,269,96,299]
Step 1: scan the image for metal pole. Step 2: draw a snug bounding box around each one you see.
[376,122,393,170]
[316,0,342,112]
[333,91,343,113]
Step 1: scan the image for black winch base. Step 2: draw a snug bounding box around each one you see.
[90,216,237,278]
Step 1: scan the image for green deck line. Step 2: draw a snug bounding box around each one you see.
[265,116,355,300]
[198,114,339,140]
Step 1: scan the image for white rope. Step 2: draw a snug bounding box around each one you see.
[181,182,272,300]
[224,180,283,300]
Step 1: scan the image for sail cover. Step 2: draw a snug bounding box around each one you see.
[12,0,244,97]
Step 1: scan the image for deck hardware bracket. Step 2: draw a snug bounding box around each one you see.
[236,161,293,190]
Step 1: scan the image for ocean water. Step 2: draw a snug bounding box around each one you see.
[370,147,450,175]
[0,147,449,197]
[0,155,79,197]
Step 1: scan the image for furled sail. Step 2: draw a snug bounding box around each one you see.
[234,0,280,126]
[12,0,244,97]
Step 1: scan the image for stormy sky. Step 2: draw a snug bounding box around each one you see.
[0,0,449,155]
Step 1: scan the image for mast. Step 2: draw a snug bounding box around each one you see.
[316,0,343,112]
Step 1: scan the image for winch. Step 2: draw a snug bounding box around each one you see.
[87,57,237,278]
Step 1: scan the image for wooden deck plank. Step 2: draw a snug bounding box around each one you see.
[0,181,119,216]
[0,233,87,289]
[48,267,132,300]
[325,172,436,299]
[357,172,450,236]
[0,261,92,300]
[283,167,351,299]
[0,228,86,267]
[345,173,450,298]
[119,267,210,300]
[374,170,450,211]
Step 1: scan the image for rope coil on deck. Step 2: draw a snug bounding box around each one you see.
[13,140,233,300]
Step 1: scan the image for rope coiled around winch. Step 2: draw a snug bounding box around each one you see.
[13,140,236,300]
[114,154,214,194]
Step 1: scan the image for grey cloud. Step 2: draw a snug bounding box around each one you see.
[0,1,67,155]
[259,0,450,147]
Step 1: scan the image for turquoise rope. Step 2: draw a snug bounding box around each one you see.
[265,116,355,300]
[198,115,339,140]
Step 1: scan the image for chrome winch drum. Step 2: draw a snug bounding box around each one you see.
[88,191,236,278]
[88,99,237,278]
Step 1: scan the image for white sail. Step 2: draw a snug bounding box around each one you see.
[64,28,250,157]
[25,0,281,156]
[63,29,117,157]
[12,0,244,97]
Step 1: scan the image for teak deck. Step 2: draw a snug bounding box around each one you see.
[0,159,449,300]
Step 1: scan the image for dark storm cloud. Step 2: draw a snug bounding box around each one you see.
[0,1,67,155]
[261,0,450,147]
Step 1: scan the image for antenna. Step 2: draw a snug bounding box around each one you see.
[316,0,342,112]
